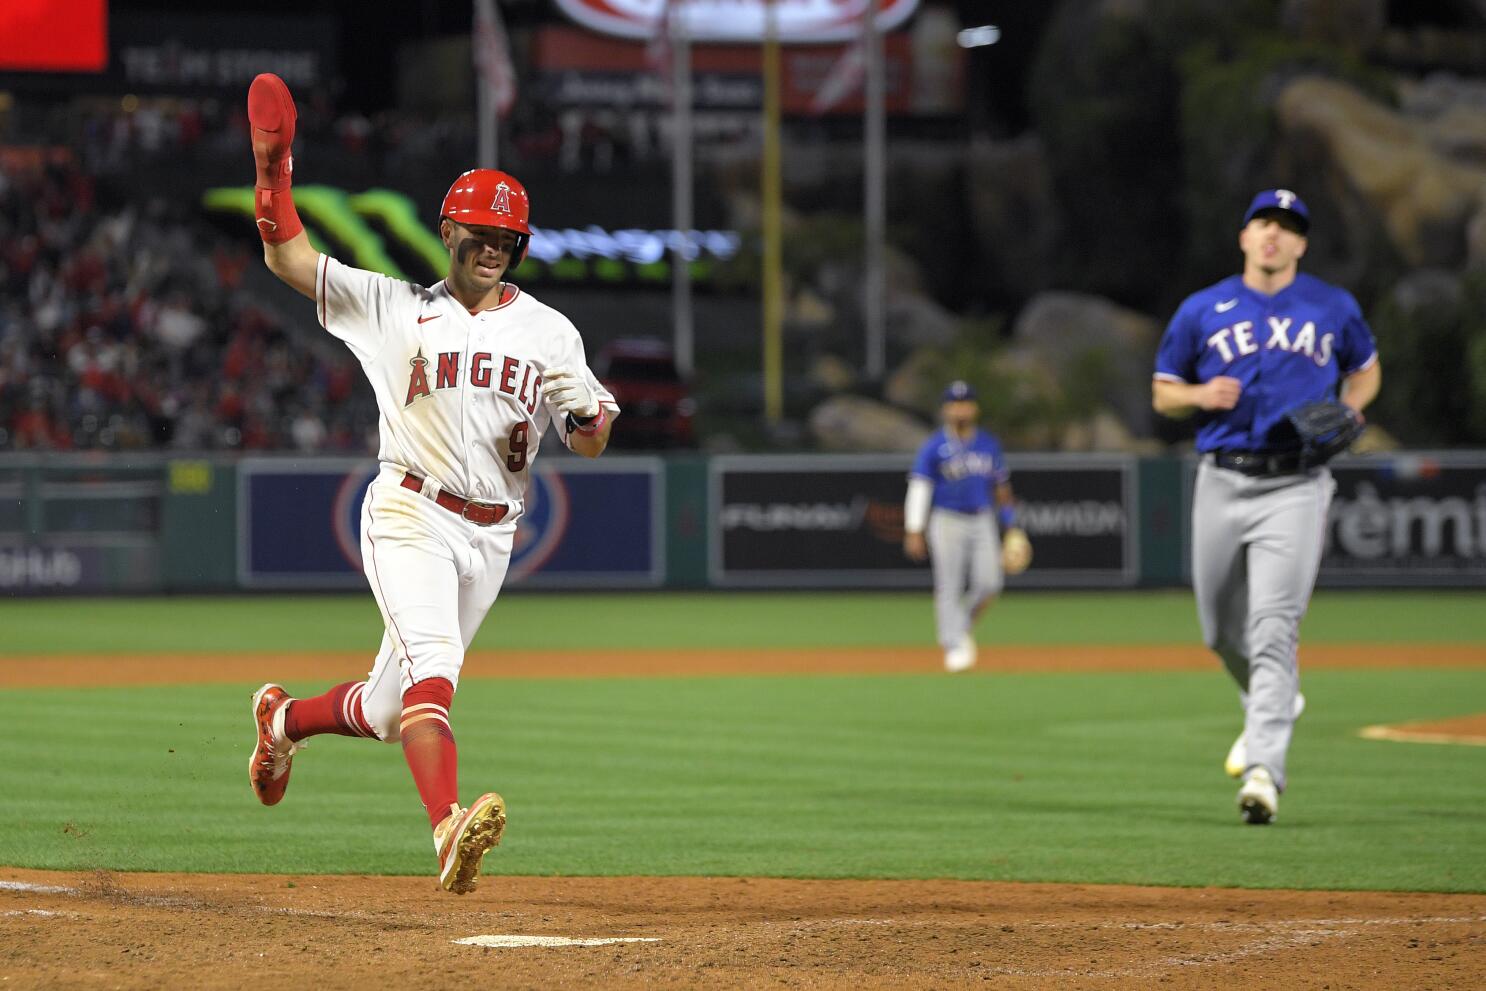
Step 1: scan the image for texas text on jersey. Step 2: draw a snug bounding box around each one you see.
[1154,272,1377,452]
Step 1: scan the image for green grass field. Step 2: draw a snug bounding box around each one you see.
[1,591,1483,892]
[4,589,1484,652]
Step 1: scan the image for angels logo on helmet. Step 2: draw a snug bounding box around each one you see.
[491,182,513,215]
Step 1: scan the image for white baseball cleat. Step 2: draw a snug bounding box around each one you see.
[944,633,977,673]
[1224,691,1306,778]
[1237,767,1278,824]
[434,792,507,894]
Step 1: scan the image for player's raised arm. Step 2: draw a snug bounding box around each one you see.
[249,73,318,299]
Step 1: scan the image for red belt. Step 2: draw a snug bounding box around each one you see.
[400,472,508,526]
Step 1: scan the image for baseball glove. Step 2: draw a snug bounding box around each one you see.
[1285,400,1365,469]
[1001,527,1032,575]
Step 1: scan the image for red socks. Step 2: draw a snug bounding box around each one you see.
[400,678,459,828]
[279,675,461,830]
[283,681,377,741]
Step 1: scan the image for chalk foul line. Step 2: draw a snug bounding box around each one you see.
[453,935,661,948]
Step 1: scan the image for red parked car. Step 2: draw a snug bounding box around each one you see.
[593,338,695,449]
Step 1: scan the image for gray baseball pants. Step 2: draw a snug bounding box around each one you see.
[927,508,1004,650]
[1191,458,1334,791]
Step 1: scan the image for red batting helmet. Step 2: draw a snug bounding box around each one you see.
[440,169,531,269]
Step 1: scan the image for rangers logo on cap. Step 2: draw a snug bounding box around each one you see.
[1243,188,1310,233]
[942,380,977,402]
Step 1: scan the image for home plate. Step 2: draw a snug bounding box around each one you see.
[454,935,661,949]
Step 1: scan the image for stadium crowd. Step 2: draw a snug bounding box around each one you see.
[0,91,703,454]
[0,152,375,453]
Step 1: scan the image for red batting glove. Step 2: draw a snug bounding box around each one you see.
[247,73,303,243]
[248,73,297,189]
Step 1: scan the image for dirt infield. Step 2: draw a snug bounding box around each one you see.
[3,645,1483,989]
[2,868,1483,990]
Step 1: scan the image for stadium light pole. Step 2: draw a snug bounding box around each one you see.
[762,0,784,424]
[670,1,695,378]
[477,61,496,168]
[863,0,886,381]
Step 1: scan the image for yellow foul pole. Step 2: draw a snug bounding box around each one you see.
[761,0,783,424]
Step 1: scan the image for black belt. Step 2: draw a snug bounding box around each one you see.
[401,472,508,525]
[1212,451,1304,477]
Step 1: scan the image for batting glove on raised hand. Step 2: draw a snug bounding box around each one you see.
[248,73,297,190]
[543,365,600,420]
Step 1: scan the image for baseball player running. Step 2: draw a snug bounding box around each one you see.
[1153,189,1380,824]
[903,381,1026,672]
[243,73,619,892]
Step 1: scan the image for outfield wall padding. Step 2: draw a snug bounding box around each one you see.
[0,451,1480,593]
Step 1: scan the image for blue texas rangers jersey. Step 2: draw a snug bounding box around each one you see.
[1154,273,1377,452]
[909,428,1009,513]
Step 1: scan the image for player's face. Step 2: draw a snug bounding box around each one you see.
[444,221,521,289]
[1239,213,1307,276]
[942,399,978,430]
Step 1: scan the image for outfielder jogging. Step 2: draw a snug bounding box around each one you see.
[243,73,619,892]
[903,381,1028,672]
[1153,189,1380,825]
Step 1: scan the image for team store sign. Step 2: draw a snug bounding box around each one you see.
[553,0,920,42]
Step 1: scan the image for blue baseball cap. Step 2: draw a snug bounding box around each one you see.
[942,380,977,403]
[1243,189,1310,233]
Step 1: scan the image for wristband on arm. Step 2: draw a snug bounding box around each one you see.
[254,187,304,244]
[904,477,932,534]
[567,407,608,436]
[998,503,1017,531]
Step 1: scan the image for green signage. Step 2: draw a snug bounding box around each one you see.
[203,185,741,287]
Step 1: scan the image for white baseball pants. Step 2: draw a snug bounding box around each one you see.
[355,464,516,742]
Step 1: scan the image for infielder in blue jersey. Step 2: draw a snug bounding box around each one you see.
[903,381,1022,672]
[1153,189,1381,824]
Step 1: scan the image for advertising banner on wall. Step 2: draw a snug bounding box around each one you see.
[0,544,160,593]
[202,184,742,290]
[1320,453,1486,586]
[107,12,336,94]
[0,0,107,73]
[530,24,943,115]
[238,457,664,590]
[553,0,920,43]
[0,12,336,94]
[710,455,1136,587]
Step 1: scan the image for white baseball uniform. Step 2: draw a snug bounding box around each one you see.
[314,254,618,741]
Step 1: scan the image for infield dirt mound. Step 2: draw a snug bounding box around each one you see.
[2,868,1483,990]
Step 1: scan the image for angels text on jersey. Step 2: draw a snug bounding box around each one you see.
[404,348,543,413]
